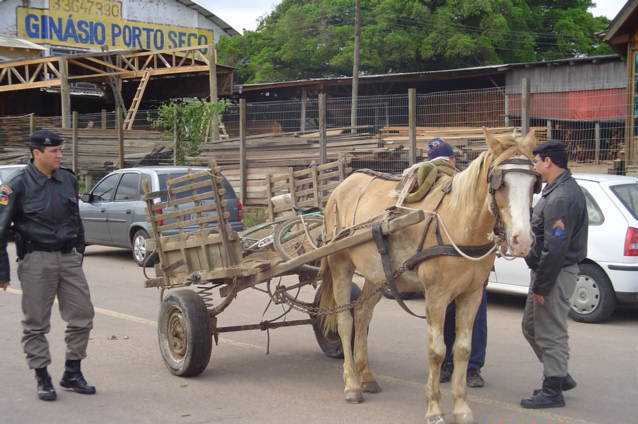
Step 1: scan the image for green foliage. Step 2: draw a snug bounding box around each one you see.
[151,99,229,165]
[217,0,613,84]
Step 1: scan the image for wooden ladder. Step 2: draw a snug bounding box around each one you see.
[123,69,151,130]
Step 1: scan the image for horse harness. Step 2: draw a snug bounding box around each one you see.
[371,154,541,319]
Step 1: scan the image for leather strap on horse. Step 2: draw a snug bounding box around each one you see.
[403,242,496,271]
[372,223,427,319]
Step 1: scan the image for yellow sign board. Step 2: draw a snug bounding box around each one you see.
[17,5,214,50]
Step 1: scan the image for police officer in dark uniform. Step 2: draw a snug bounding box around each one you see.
[0,130,96,401]
[521,141,588,409]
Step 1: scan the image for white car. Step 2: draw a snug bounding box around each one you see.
[0,164,26,185]
[488,173,638,323]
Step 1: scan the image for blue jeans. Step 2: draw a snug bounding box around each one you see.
[443,290,487,371]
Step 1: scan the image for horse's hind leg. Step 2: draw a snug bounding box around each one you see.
[450,287,484,424]
[424,294,450,424]
[354,279,383,394]
[328,254,362,403]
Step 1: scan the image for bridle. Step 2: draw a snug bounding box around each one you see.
[487,155,541,243]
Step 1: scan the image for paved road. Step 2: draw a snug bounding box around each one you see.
[1,244,637,424]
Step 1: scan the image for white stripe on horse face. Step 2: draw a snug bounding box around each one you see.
[501,158,535,256]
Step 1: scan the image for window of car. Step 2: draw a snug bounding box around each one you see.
[0,167,24,183]
[91,173,120,202]
[580,187,604,226]
[610,183,638,220]
[114,173,141,201]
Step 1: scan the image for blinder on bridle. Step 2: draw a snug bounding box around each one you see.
[488,158,541,195]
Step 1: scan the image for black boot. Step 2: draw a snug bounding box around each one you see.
[466,368,485,388]
[521,376,565,409]
[533,373,577,395]
[59,360,96,395]
[440,362,453,383]
[35,367,57,401]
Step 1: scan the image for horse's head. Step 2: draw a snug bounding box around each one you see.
[484,128,540,257]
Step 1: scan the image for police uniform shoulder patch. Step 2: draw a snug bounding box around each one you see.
[1,185,12,195]
[0,185,11,206]
[552,218,566,237]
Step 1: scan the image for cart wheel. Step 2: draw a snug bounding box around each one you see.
[311,284,361,359]
[274,216,323,272]
[158,290,212,377]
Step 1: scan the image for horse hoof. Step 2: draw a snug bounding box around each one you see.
[362,381,382,393]
[425,415,445,424]
[345,390,364,404]
[453,412,475,424]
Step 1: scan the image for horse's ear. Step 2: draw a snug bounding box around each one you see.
[483,127,503,155]
[519,128,538,156]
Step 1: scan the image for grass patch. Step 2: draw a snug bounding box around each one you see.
[243,207,268,228]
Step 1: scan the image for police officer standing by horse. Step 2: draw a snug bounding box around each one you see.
[0,130,96,401]
[521,141,587,409]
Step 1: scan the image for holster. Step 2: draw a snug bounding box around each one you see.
[14,231,26,260]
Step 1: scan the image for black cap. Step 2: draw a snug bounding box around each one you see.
[28,129,64,148]
[533,141,565,156]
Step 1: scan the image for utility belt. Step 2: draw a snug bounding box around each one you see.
[18,236,77,258]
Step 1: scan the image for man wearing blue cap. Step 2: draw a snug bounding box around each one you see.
[427,138,488,388]
[521,141,587,409]
[0,130,96,401]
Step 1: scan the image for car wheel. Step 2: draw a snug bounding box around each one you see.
[569,263,617,323]
[132,229,155,267]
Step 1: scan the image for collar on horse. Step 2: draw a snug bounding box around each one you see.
[373,146,541,319]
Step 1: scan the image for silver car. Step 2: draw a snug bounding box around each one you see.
[0,164,27,185]
[79,166,244,266]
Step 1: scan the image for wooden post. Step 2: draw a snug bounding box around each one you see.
[408,88,417,166]
[101,109,107,129]
[288,167,297,208]
[72,111,79,174]
[595,122,601,165]
[173,108,178,166]
[239,98,247,205]
[521,78,529,135]
[265,174,274,221]
[504,93,510,127]
[207,42,219,143]
[319,93,327,164]
[300,89,307,132]
[351,0,361,135]
[116,107,124,169]
[59,58,71,129]
[547,120,552,141]
[29,113,35,135]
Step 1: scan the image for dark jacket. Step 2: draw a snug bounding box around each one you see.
[525,170,588,296]
[0,163,85,282]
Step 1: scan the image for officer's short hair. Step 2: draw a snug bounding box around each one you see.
[27,129,64,151]
[533,141,568,169]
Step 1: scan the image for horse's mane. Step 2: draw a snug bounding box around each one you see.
[449,151,492,212]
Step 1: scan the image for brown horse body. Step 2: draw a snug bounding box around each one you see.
[319,130,539,423]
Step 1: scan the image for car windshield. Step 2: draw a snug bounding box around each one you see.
[611,183,638,220]
[157,172,236,201]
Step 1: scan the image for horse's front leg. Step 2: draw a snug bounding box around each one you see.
[450,287,484,424]
[354,280,383,393]
[329,256,362,403]
[425,295,449,424]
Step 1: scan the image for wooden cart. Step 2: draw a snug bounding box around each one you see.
[142,161,424,376]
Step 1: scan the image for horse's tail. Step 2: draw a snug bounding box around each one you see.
[318,258,338,336]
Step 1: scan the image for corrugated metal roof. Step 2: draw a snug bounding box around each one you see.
[0,36,47,51]
[239,55,622,92]
[174,0,240,37]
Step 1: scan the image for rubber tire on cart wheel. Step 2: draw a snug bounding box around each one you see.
[132,229,156,267]
[569,263,617,323]
[158,290,212,377]
[311,284,361,359]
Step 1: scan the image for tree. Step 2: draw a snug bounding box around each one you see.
[217,0,612,84]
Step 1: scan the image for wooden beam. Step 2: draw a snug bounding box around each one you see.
[239,98,247,204]
[408,88,417,165]
[319,93,327,164]
[207,43,219,143]
[72,111,79,173]
[59,58,71,129]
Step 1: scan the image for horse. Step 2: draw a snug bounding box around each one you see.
[318,129,540,424]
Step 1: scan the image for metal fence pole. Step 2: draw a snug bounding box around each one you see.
[521,78,529,135]
[595,122,601,165]
[300,89,307,133]
[319,93,327,164]
[239,98,247,204]
[547,120,552,141]
[116,107,124,169]
[504,93,510,127]
[408,88,417,165]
